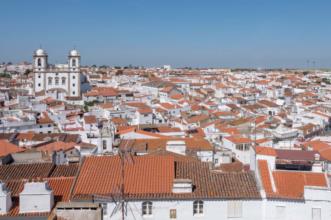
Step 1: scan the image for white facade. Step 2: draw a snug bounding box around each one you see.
[102,200,262,220]
[33,49,81,100]
[223,138,251,164]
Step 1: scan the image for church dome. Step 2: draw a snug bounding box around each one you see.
[69,49,80,56]
[34,48,47,56]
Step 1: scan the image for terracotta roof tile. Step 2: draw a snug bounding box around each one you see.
[73,155,261,200]
[36,141,76,153]
[84,115,97,124]
[255,146,277,156]
[0,140,25,157]
[258,159,328,200]
[50,163,79,177]
[73,155,174,197]
[0,163,54,181]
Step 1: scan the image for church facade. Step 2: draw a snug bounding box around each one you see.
[33,48,81,100]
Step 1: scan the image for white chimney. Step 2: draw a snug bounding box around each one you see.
[166,140,186,155]
[172,179,193,193]
[19,181,54,213]
[0,182,11,214]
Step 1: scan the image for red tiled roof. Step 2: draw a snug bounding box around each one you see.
[85,87,118,97]
[49,163,79,177]
[273,171,327,199]
[37,112,54,124]
[73,155,260,200]
[36,141,76,153]
[258,160,275,196]
[73,155,175,196]
[0,163,54,181]
[255,146,277,156]
[138,107,152,114]
[0,140,25,157]
[225,136,252,144]
[84,115,97,124]
[258,159,328,200]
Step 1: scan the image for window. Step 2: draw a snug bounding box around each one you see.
[37,58,41,67]
[72,91,76,95]
[227,201,242,218]
[312,208,321,220]
[72,59,76,67]
[61,77,66,85]
[103,140,107,150]
[275,206,286,219]
[38,74,41,78]
[38,83,41,87]
[170,209,177,219]
[142,201,152,216]
[48,77,52,85]
[193,200,203,215]
[72,75,76,79]
[72,83,76,87]
[55,77,59,85]
[101,203,108,216]
[236,144,244,151]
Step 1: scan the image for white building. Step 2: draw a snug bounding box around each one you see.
[33,48,81,100]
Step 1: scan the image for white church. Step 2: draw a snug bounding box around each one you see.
[33,48,81,100]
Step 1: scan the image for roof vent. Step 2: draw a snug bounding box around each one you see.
[172,179,193,193]
[0,182,11,214]
[19,181,54,213]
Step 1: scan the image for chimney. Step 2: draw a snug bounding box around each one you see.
[172,179,193,193]
[0,182,11,214]
[166,140,186,155]
[19,181,54,213]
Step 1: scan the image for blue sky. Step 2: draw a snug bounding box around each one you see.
[0,0,331,68]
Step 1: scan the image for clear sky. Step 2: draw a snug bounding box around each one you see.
[0,0,331,68]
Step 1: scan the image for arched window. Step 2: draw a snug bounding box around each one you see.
[55,77,59,85]
[37,58,42,67]
[193,200,203,215]
[61,77,66,85]
[142,201,152,216]
[72,59,76,67]
[48,77,52,85]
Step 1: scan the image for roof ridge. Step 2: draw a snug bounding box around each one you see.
[68,157,86,200]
